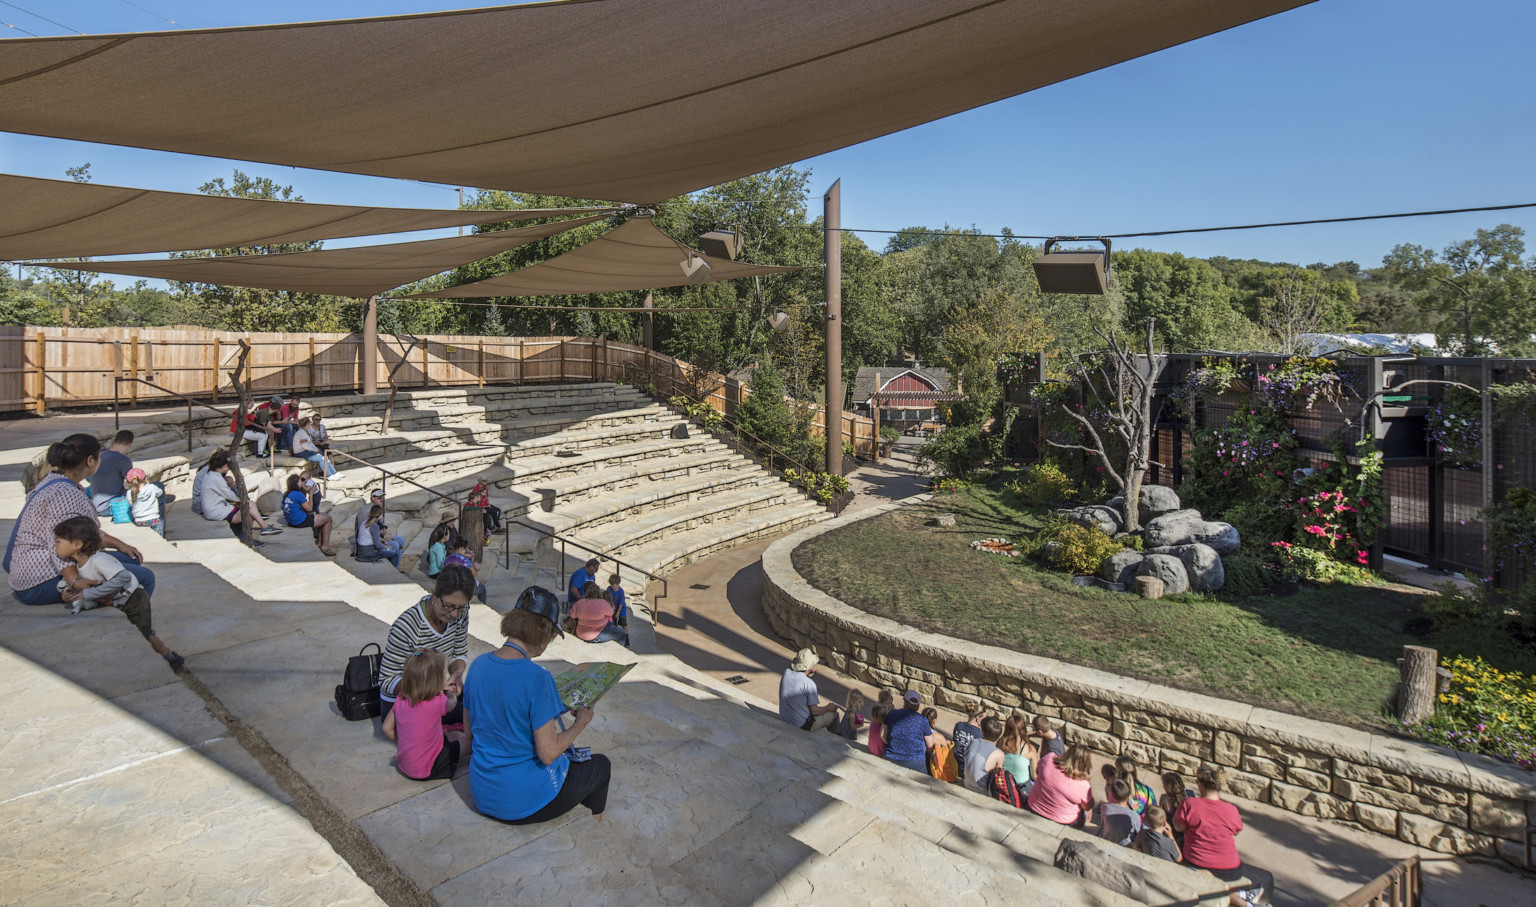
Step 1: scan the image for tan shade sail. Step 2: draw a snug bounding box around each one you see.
[405,217,802,298]
[0,0,1312,203]
[22,215,611,298]
[0,172,615,260]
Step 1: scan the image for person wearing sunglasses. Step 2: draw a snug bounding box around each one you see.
[377,565,476,720]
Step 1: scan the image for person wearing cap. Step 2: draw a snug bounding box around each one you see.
[377,565,475,719]
[778,648,840,732]
[464,585,611,825]
[272,393,303,453]
[240,396,284,456]
[883,690,944,773]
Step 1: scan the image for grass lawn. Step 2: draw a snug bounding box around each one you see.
[794,476,1451,729]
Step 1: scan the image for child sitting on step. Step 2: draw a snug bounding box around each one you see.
[382,649,469,781]
[1096,778,1143,847]
[867,702,891,758]
[53,516,183,673]
[444,538,487,603]
[123,468,165,536]
[606,573,628,628]
[1134,805,1182,863]
[424,523,450,580]
[835,689,866,741]
[1116,755,1156,815]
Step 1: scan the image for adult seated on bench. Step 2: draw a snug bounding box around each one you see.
[778,648,840,733]
[6,433,155,604]
[196,448,281,548]
[377,565,475,720]
[354,488,403,563]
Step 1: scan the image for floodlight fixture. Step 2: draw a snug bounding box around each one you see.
[679,254,712,284]
[768,309,791,331]
[1033,236,1111,295]
[699,227,744,261]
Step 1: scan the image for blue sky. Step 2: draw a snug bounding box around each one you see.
[2,0,1534,269]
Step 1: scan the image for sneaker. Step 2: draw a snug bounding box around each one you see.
[249,540,267,550]
[166,651,186,673]
[259,526,283,536]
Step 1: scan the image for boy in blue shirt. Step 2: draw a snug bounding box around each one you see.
[606,574,628,627]
[568,557,599,604]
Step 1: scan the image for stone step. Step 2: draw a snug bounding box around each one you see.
[618,500,831,579]
[579,486,817,561]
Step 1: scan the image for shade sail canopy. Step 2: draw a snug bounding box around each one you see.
[22,215,611,297]
[405,217,802,298]
[0,0,1311,203]
[0,173,614,261]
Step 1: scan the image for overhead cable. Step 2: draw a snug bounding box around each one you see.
[0,0,81,33]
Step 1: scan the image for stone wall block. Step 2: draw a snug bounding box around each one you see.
[946,678,980,696]
[1242,740,1330,773]
[1222,768,1272,803]
[1168,721,1213,743]
[1334,779,1468,825]
[1333,760,1413,794]
[1354,803,1399,836]
[935,686,979,712]
[905,650,943,673]
[1241,755,1284,781]
[823,650,848,672]
[909,680,936,701]
[1114,720,1179,749]
[1118,740,1158,768]
[980,684,1022,708]
[1286,766,1332,793]
[1162,736,1214,760]
[1214,731,1242,767]
[1064,708,1114,733]
[1081,699,1114,718]
[1115,708,1173,732]
[874,653,903,674]
[1469,793,1528,838]
[1410,780,1467,807]
[1069,726,1122,757]
[909,668,942,687]
[1158,749,1202,775]
[1271,780,1354,821]
[1397,813,1494,855]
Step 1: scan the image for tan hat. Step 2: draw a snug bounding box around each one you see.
[789,648,819,672]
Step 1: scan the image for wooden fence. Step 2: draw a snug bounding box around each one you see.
[0,325,878,458]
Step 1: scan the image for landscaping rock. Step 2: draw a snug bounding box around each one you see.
[1100,550,1145,586]
[1143,509,1241,555]
[934,512,956,527]
[1137,553,1189,595]
[1138,485,1181,523]
[1147,543,1225,593]
[1057,505,1122,536]
[1105,495,1126,520]
[1053,840,1147,904]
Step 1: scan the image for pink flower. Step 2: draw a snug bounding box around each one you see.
[1356,550,1368,565]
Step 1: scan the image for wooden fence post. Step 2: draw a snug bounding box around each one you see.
[128,336,139,408]
[478,339,485,388]
[308,336,317,394]
[32,332,45,414]
[210,337,220,402]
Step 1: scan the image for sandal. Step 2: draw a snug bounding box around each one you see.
[321,546,338,557]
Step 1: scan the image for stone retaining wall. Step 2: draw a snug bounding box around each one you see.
[762,497,1536,858]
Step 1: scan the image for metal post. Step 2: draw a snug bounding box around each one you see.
[1480,358,1495,582]
[642,292,654,351]
[824,179,843,476]
[187,398,193,453]
[362,295,378,395]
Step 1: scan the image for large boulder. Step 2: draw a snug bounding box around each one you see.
[1054,840,1148,904]
[1056,505,1122,536]
[1137,553,1189,596]
[1100,550,1145,586]
[1143,509,1241,555]
[1138,485,1182,524]
[1148,543,1225,592]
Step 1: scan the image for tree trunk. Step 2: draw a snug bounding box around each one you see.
[224,342,255,547]
[1397,645,1439,724]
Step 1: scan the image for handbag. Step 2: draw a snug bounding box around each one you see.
[109,497,132,524]
[334,642,383,721]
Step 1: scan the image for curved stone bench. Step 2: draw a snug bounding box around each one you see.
[762,496,1536,858]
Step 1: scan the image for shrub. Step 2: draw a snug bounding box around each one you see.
[932,476,969,494]
[1404,656,1536,769]
[1009,461,1076,506]
[879,425,900,445]
[1119,534,1144,552]
[1043,523,1121,577]
[1268,541,1383,586]
[1219,552,1270,598]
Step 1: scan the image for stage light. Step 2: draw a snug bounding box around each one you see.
[699,228,743,261]
[1033,237,1110,295]
[768,309,791,331]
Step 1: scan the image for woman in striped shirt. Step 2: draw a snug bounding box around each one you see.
[377,565,475,719]
[7,434,154,606]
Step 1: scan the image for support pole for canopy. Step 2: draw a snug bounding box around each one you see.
[824,179,843,477]
[362,295,378,395]
[642,292,654,351]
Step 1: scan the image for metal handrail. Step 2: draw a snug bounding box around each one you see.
[327,448,462,510]
[506,517,667,617]
[112,376,234,453]
[1326,855,1420,907]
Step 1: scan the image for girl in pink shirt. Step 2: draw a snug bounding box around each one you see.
[867,703,890,757]
[1026,744,1096,828]
[383,649,469,781]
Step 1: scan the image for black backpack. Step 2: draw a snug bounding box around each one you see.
[335,643,383,721]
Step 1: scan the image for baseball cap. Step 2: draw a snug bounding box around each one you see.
[515,585,565,638]
[369,488,385,499]
[268,394,283,406]
[903,689,921,706]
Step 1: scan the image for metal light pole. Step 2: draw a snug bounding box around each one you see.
[824,179,842,476]
[642,292,654,350]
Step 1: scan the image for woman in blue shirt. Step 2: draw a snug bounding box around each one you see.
[464,586,611,824]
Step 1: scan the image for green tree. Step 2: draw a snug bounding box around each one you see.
[170,171,361,331]
[0,269,59,325]
[1113,249,1253,351]
[1381,225,1535,355]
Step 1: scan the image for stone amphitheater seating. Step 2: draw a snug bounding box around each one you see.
[80,382,830,611]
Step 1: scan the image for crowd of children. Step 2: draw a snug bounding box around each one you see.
[828,684,1264,906]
